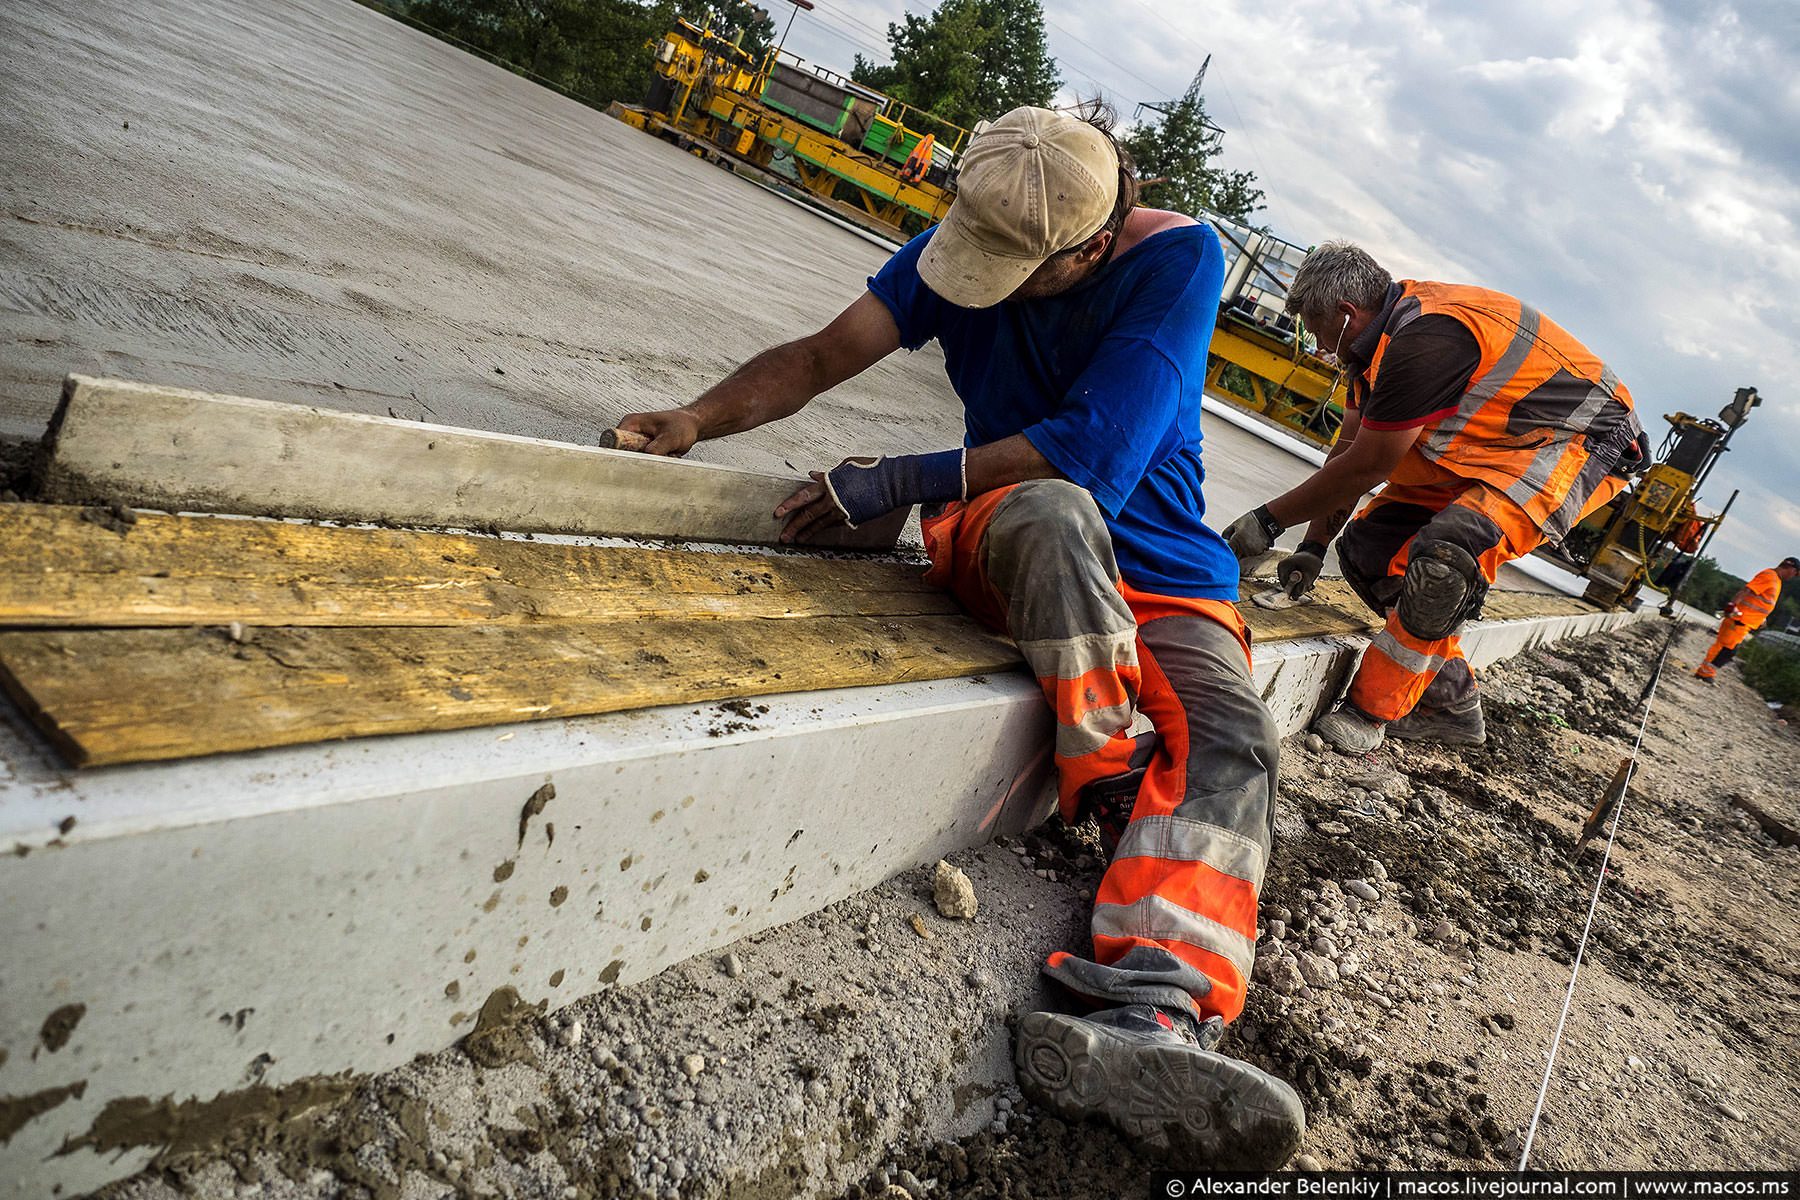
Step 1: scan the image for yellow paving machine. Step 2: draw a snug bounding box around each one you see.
[1550,388,1759,609]
[1202,212,1347,446]
[610,19,966,237]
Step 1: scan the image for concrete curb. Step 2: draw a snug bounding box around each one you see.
[0,601,1657,1195]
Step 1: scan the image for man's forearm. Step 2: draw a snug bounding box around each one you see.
[964,434,1064,495]
[1266,458,1389,532]
[680,340,828,440]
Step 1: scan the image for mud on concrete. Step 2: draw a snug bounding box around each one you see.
[89,623,1800,1197]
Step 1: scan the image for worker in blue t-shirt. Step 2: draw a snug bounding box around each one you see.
[620,106,1303,1169]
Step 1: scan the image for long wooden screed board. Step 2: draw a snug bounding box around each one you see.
[0,504,1595,767]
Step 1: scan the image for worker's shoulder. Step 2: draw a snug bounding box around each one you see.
[1115,208,1212,259]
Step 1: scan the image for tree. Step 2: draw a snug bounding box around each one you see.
[673,0,775,60]
[401,0,694,107]
[1125,67,1263,223]
[1675,555,1741,615]
[850,0,1059,134]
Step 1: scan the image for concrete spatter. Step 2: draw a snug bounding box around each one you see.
[462,988,548,1072]
[0,1080,86,1145]
[517,782,554,850]
[38,1003,85,1053]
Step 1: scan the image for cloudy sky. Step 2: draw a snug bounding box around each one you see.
[773,0,1799,579]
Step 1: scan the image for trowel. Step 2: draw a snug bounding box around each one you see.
[1251,585,1318,610]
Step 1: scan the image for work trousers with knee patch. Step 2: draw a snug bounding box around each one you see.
[1337,477,1627,722]
[921,480,1278,1024]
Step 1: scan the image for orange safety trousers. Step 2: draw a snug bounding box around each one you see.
[922,480,1274,1023]
[1696,619,1752,677]
[1344,475,1629,722]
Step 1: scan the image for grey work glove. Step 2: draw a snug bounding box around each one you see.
[1278,540,1329,599]
[1221,505,1284,560]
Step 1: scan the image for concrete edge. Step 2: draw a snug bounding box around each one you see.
[0,603,1658,1195]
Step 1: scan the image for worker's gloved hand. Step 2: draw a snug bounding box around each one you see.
[1278,541,1328,599]
[617,409,701,457]
[776,449,966,543]
[1221,505,1284,561]
[823,449,965,527]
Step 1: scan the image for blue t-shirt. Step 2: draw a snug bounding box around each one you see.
[867,223,1239,599]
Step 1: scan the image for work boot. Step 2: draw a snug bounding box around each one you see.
[1386,697,1486,746]
[1014,1004,1305,1169]
[1312,703,1385,754]
[1694,664,1717,681]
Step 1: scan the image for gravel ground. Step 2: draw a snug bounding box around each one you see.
[92,621,1800,1198]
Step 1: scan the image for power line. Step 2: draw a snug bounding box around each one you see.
[1043,18,1178,104]
[1087,0,1289,231]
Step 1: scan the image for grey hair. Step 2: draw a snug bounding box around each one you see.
[1284,240,1393,320]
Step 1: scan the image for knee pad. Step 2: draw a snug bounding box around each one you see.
[1398,540,1487,640]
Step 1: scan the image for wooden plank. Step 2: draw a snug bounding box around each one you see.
[1238,579,1592,645]
[36,375,908,550]
[0,618,1023,767]
[0,504,955,627]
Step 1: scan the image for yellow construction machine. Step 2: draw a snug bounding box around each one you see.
[1551,388,1759,610]
[1201,212,1348,446]
[610,19,966,238]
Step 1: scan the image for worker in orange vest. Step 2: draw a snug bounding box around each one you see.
[900,132,935,184]
[1695,557,1798,679]
[1221,241,1648,753]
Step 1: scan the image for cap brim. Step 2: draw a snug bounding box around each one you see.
[917,208,1044,309]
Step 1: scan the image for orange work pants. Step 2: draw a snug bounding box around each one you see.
[1340,477,1628,722]
[1696,618,1752,677]
[922,480,1277,1023]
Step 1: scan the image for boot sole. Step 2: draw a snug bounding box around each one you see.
[1014,1011,1305,1169]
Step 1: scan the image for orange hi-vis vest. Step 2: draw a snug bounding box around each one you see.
[1733,568,1781,630]
[1354,281,1645,543]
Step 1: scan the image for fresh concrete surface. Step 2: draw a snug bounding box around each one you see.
[0,0,1567,593]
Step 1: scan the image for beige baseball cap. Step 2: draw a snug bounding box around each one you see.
[918,106,1120,308]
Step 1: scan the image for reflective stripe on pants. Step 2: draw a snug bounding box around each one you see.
[922,480,1278,1023]
[1342,476,1627,722]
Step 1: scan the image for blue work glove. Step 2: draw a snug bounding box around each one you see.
[823,449,966,529]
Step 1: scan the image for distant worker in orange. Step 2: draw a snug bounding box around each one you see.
[1695,556,1798,680]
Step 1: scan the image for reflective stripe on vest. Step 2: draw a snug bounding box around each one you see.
[1737,570,1780,625]
[1359,282,1643,543]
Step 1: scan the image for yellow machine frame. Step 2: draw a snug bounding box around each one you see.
[1204,317,1345,443]
[613,21,961,236]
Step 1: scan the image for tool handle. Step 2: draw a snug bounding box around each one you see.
[599,427,652,452]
